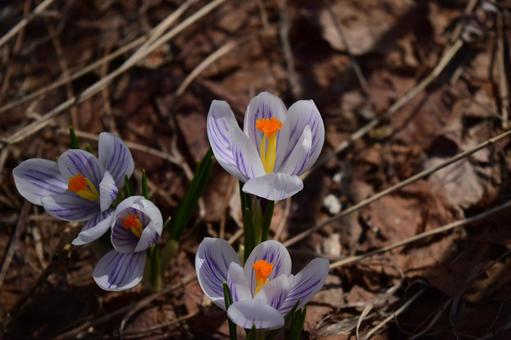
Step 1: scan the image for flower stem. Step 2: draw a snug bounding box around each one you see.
[223,283,237,340]
[260,200,274,242]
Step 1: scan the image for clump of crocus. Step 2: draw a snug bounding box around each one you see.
[207,92,325,201]
[93,196,163,291]
[195,238,329,330]
[12,133,134,245]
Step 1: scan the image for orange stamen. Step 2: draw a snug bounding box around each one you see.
[255,117,283,136]
[122,214,143,238]
[253,259,273,293]
[68,174,87,192]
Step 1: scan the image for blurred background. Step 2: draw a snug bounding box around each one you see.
[1,0,511,338]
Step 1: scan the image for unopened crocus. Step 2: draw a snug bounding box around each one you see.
[195,238,329,330]
[93,196,163,291]
[13,133,134,245]
[207,92,325,201]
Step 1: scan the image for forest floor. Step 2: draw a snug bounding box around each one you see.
[1,0,511,339]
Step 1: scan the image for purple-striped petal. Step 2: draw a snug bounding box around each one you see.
[280,100,324,172]
[134,198,163,252]
[227,262,252,303]
[99,171,118,212]
[258,275,291,313]
[206,100,246,181]
[98,132,134,187]
[279,258,329,314]
[195,237,240,309]
[230,127,265,181]
[244,240,292,296]
[111,216,139,253]
[227,300,284,330]
[93,250,146,291]
[72,210,114,246]
[278,126,312,176]
[242,173,303,201]
[41,192,98,221]
[57,149,105,187]
[13,159,67,205]
[243,92,287,156]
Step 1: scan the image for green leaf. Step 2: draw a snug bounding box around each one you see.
[168,149,214,240]
[123,175,133,197]
[69,126,80,149]
[141,169,149,199]
[223,283,237,340]
[143,246,162,291]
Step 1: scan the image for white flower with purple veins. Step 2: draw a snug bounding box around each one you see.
[195,238,329,330]
[12,133,134,245]
[93,196,163,291]
[207,92,325,201]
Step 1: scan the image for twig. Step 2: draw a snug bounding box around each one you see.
[496,10,509,129]
[285,128,511,247]
[0,201,30,288]
[176,40,238,97]
[0,0,56,49]
[0,0,195,115]
[278,0,302,99]
[3,0,228,145]
[330,199,511,269]
[120,311,199,339]
[306,39,464,176]
[56,274,196,339]
[2,224,79,330]
[365,289,425,339]
[321,0,370,96]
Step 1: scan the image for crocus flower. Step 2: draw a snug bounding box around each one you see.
[195,238,329,330]
[207,92,325,201]
[13,133,134,245]
[93,196,163,291]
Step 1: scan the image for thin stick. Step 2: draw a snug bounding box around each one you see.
[306,39,464,176]
[364,289,425,339]
[0,0,56,49]
[4,0,227,145]
[0,201,30,288]
[285,128,511,247]
[176,40,238,96]
[330,200,511,269]
[0,0,195,115]
[496,11,509,129]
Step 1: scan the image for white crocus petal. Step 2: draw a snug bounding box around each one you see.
[279,258,329,314]
[278,126,312,176]
[111,216,139,253]
[114,195,142,213]
[207,100,246,181]
[57,149,105,187]
[72,210,113,246]
[242,173,303,201]
[13,159,67,205]
[93,250,146,291]
[99,171,118,212]
[42,192,98,221]
[195,238,240,310]
[227,262,252,303]
[243,91,287,152]
[244,240,292,295]
[230,128,265,182]
[134,199,163,252]
[282,100,325,172]
[227,300,285,330]
[257,275,291,312]
[98,132,135,187]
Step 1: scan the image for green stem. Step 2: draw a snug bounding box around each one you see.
[223,283,237,340]
[261,200,274,241]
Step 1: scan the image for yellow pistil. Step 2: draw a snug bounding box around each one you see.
[252,259,273,294]
[121,214,143,238]
[67,174,99,202]
[256,117,283,173]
